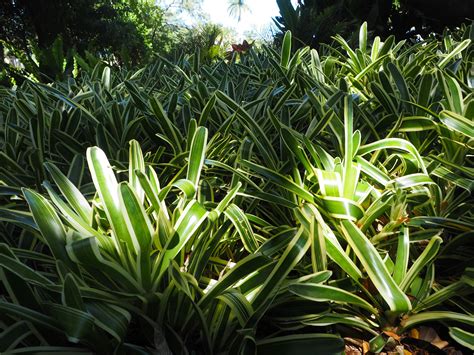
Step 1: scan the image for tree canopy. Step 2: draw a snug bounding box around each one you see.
[0,0,169,81]
[1,0,472,83]
[274,0,474,48]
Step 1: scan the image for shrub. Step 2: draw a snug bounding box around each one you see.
[1,23,473,352]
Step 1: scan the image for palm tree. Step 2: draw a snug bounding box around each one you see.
[227,0,249,21]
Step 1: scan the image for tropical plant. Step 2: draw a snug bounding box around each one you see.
[244,93,473,350]
[168,23,231,64]
[239,25,474,351]
[227,0,250,22]
[1,21,473,353]
[1,126,347,353]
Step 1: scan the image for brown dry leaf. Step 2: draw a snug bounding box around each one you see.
[387,344,405,355]
[409,328,419,339]
[417,326,450,349]
[383,330,401,341]
[345,337,363,347]
[344,344,362,355]
[345,338,363,355]
[418,326,439,343]
[362,341,370,354]
[432,340,449,349]
[443,347,463,355]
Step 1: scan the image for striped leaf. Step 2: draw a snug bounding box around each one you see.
[340,220,412,312]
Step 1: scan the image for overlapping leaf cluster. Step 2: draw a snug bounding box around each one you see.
[0,23,473,353]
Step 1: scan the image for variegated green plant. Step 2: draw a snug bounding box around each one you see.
[237,31,473,348]
[1,21,473,353]
[1,127,345,353]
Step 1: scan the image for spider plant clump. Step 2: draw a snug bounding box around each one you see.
[0,23,473,353]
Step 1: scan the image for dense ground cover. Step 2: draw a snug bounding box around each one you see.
[0,24,473,353]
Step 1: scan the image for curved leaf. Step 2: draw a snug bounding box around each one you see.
[289,283,378,314]
[257,334,344,355]
[340,220,412,312]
